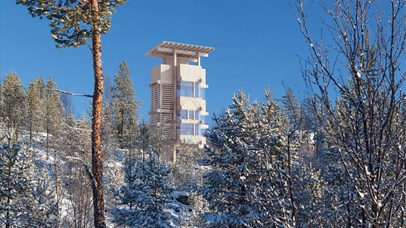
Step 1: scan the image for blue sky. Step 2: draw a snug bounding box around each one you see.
[1,0,323,123]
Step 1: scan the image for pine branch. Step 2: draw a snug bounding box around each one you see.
[56,89,93,98]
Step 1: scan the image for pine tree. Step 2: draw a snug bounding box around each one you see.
[1,73,25,141]
[0,122,59,228]
[113,148,175,227]
[102,76,117,150]
[41,79,65,225]
[282,88,301,128]
[30,161,59,227]
[16,0,128,225]
[200,90,294,227]
[134,121,153,161]
[26,77,44,141]
[43,79,64,153]
[111,61,139,148]
[0,136,34,228]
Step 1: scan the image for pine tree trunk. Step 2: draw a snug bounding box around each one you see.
[29,113,33,142]
[119,109,124,147]
[90,0,106,227]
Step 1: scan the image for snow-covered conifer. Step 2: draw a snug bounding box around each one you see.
[111,61,139,148]
[200,90,294,227]
[113,147,176,227]
[26,78,45,142]
[1,73,25,141]
[0,129,60,227]
[0,141,33,227]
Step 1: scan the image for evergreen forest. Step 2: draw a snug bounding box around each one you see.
[0,0,405,227]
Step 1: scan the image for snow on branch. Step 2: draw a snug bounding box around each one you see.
[56,89,93,98]
[64,122,92,132]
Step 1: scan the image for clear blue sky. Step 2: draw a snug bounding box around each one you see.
[1,0,323,123]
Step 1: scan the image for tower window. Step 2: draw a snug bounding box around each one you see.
[177,81,193,97]
[177,81,205,98]
[177,123,194,135]
[176,123,204,136]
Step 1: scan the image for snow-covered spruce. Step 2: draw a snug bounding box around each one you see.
[200,90,296,227]
[0,140,57,227]
[113,148,177,227]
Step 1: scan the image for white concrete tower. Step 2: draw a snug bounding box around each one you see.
[146,41,214,161]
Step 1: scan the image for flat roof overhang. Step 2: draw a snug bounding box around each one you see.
[145,41,214,59]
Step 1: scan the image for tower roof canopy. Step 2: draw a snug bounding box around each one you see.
[146,41,214,59]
